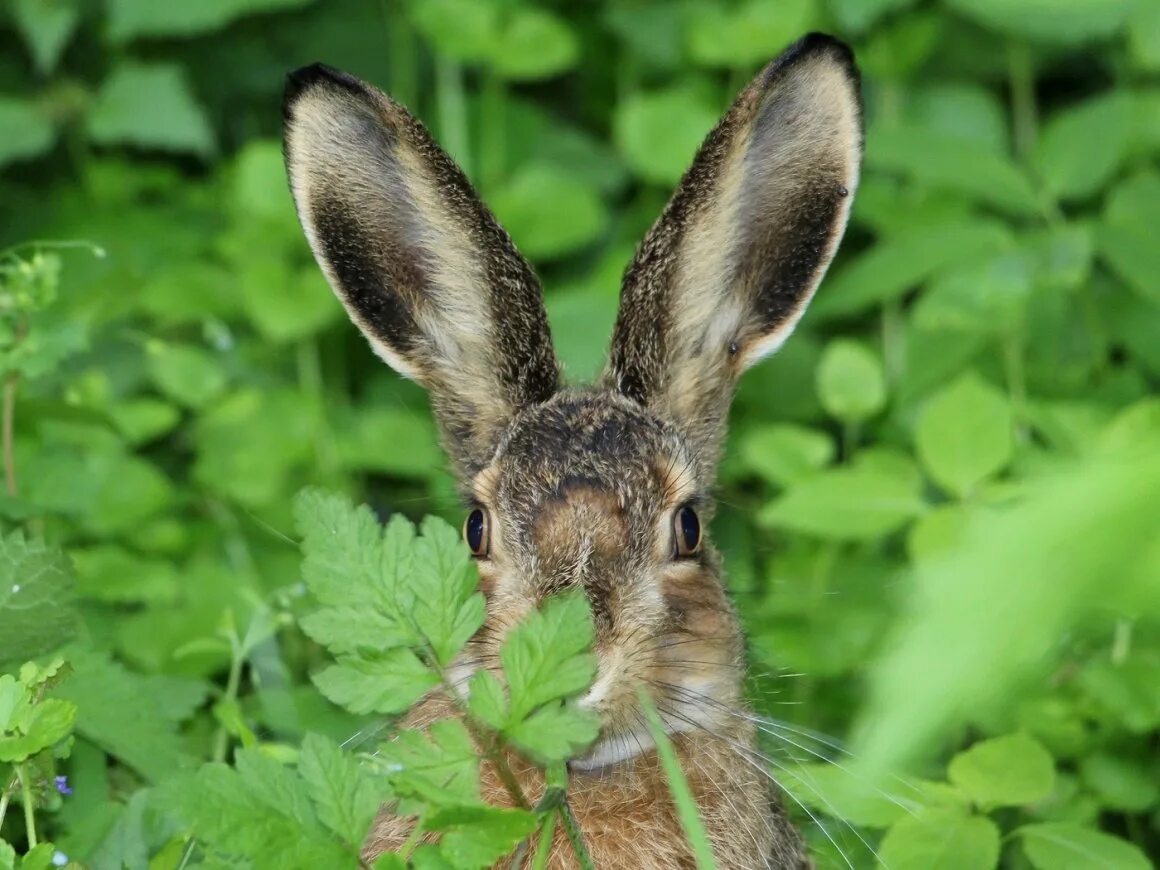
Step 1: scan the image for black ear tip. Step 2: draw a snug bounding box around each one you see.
[282,63,368,120]
[772,32,860,83]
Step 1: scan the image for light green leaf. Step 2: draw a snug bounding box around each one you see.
[913,251,1033,336]
[0,675,27,731]
[378,719,479,809]
[782,763,962,828]
[944,0,1133,44]
[948,732,1055,810]
[828,0,917,34]
[427,805,538,869]
[12,0,80,74]
[504,702,599,763]
[409,0,499,61]
[299,733,386,846]
[0,697,76,762]
[1078,752,1160,812]
[1035,92,1135,201]
[1019,822,1151,870]
[312,652,438,716]
[490,8,579,81]
[72,545,179,605]
[738,424,834,488]
[1128,2,1160,71]
[239,262,342,343]
[490,163,608,260]
[501,591,596,722]
[0,532,76,665]
[0,839,13,870]
[334,405,443,480]
[0,98,56,168]
[146,342,228,410]
[879,808,1000,870]
[614,86,719,186]
[106,0,313,41]
[108,397,181,445]
[1097,171,1160,303]
[758,465,925,540]
[685,0,816,69]
[466,670,507,731]
[88,62,215,156]
[915,373,1014,498]
[816,340,886,423]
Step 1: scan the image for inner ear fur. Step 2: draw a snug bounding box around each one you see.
[282,64,559,475]
[606,33,863,463]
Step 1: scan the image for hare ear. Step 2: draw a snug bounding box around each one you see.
[606,34,862,461]
[283,64,559,474]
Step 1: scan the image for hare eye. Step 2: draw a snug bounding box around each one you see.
[673,505,701,558]
[464,508,490,557]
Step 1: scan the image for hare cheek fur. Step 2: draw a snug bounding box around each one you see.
[283,31,862,870]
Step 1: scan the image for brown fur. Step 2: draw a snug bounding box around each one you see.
[283,32,862,870]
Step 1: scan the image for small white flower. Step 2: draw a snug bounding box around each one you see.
[11,584,19,593]
[52,851,69,867]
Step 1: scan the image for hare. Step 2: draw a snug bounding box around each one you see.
[283,32,862,869]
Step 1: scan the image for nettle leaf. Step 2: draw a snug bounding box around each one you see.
[1035,92,1135,201]
[88,62,215,157]
[379,719,480,809]
[0,98,56,168]
[501,591,596,722]
[428,805,537,869]
[738,424,834,488]
[490,163,608,261]
[12,0,80,75]
[614,85,719,186]
[915,373,1014,499]
[0,531,76,665]
[816,340,887,424]
[878,807,1000,870]
[489,8,579,81]
[1018,822,1151,870]
[312,652,439,716]
[106,0,313,42]
[758,465,926,540]
[299,733,387,846]
[944,0,1133,44]
[947,732,1055,809]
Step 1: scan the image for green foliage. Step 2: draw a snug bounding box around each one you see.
[1,0,1159,866]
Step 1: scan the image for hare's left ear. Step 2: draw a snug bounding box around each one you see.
[606,34,862,462]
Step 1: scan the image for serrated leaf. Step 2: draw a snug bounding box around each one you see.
[379,720,479,809]
[1019,822,1151,870]
[0,531,76,665]
[88,62,215,157]
[428,805,537,869]
[299,733,386,846]
[948,733,1055,809]
[501,592,595,722]
[467,670,507,731]
[915,373,1014,498]
[816,340,886,423]
[312,652,438,716]
[758,466,925,540]
[0,98,56,168]
[0,697,75,762]
[503,702,599,763]
[410,516,483,666]
[299,607,407,656]
[878,807,1000,870]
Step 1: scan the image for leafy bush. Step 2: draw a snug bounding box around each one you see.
[1,0,1159,867]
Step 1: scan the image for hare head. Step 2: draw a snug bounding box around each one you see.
[284,32,861,867]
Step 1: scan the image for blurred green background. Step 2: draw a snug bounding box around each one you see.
[2,0,1160,866]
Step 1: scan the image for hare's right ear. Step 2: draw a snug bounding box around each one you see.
[607,35,862,466]
[283,65,559,475]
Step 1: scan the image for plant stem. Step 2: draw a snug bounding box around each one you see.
[0,787,10,830]
[1007,41,1037,162]
[2,373,17,497]
[212,637,245,763]
[557,799,594,870]
[529,807,558,870]
[478,69,506,195]
[15,763,36,849]
[1001,332,1029,444]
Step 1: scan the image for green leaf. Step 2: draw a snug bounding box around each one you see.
[378,720,479,809]
[12,0,80,74]
[0,675,26,731]
[108,397,181,445]
[738,424,834,488]
[504,702,600,763]
[879,808,1000,870]
[0,697,75,762]
[72,545,179,605]
[758,465,925,540]
[410,516,485,666]
[614,85,719,186]
[0,98,56,168]
[0,840,13,870]
[312,652,438,716]
[466,670,507,731]
[501,591,595,722]
[867,125,1041,216]
[333,406,443,480]
[947,732,1055,810]
[145,342,228,409]
[913,251,1034,336]
[490,164,608,260]
[106,0,313,42]
[780,763,958,829]
[685,0,816,69]
[816,340,886,423]
[826,0,917,34]
[1097,171,1160,303]
[915,373,1014,498]
[0,532,76,665]
[489,9,579,81]
[812,219,1013,320]
[427,805,538,869]
[409,0,499,62]
[944,0,1134,44]
[1078,752,1160,812]
[18,844,55,870]
[298,733,386,846]
[88,62,215,157]
[1128,2,1160,71]
[1035,92,1135,201]
[1019,822,1151,870]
